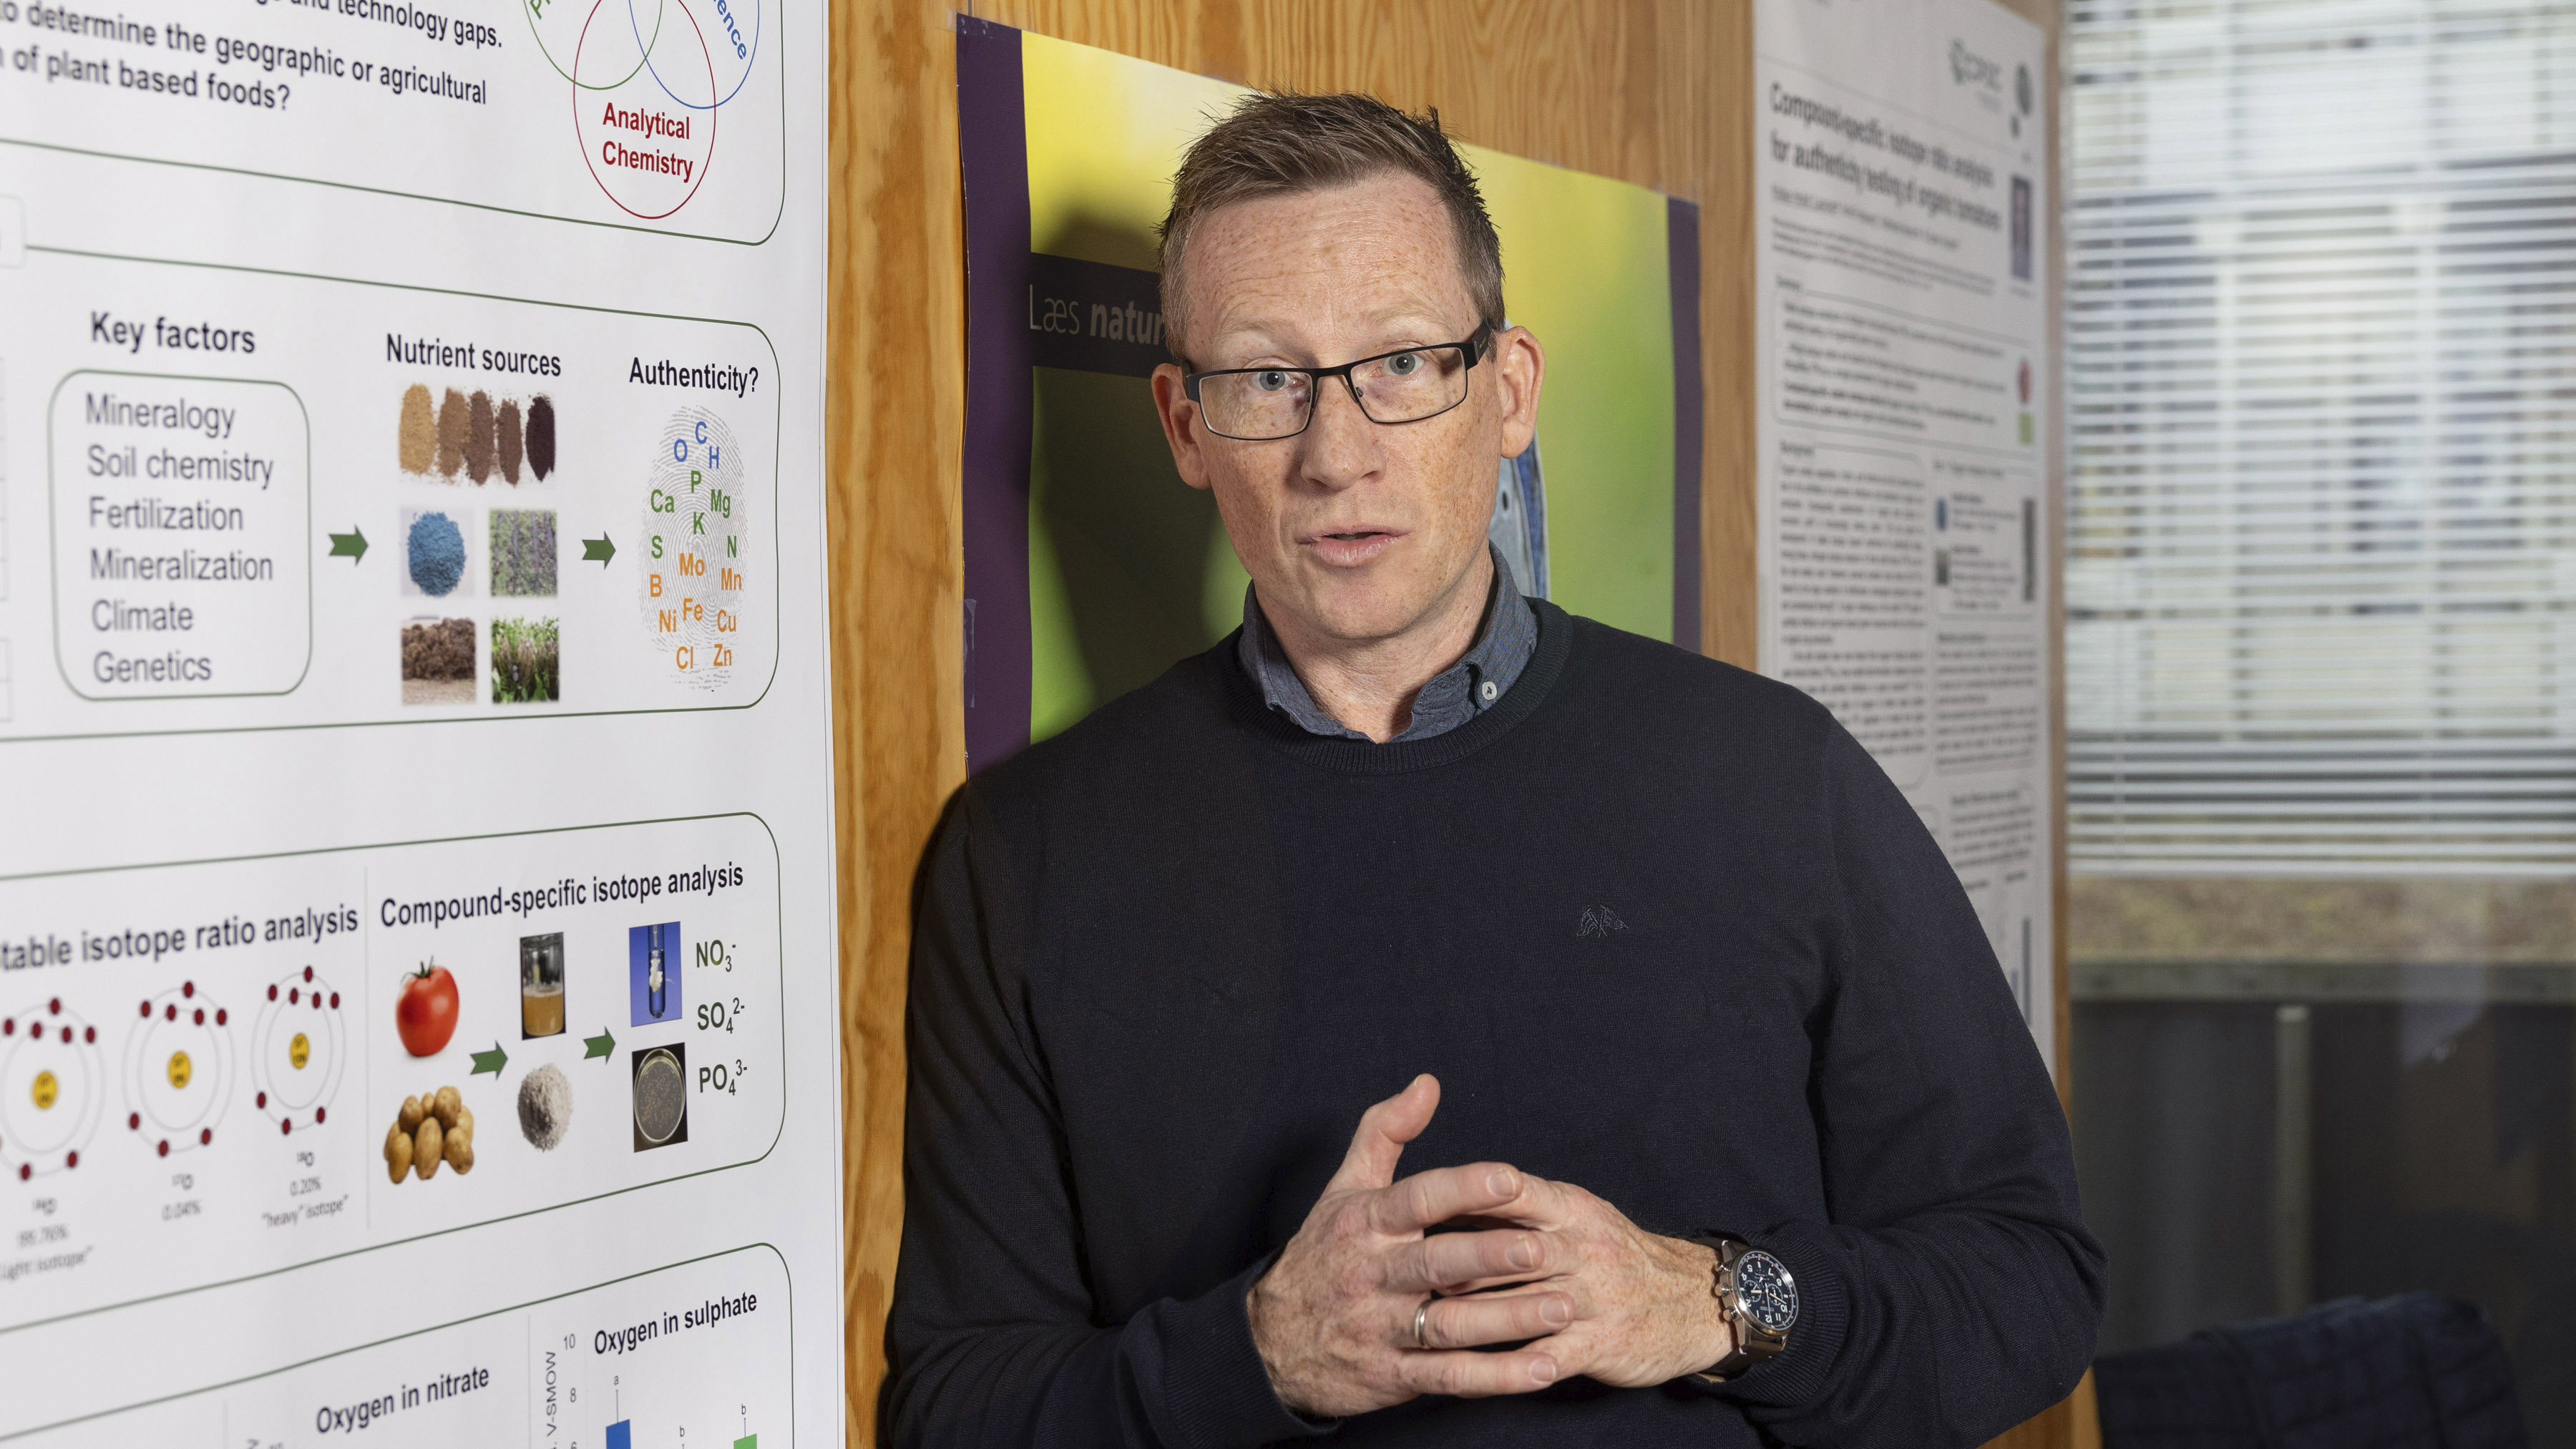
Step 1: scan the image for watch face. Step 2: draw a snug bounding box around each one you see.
[1735,1250,1798,1334]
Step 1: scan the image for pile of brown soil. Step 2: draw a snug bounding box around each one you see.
[464,391,497,482]
[399,385,436,473]
[497,399,525,482]
[435,388,469,477]
[401,618,476,681]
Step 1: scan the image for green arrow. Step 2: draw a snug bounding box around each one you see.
[582,534,615,565]
[583,1027,617,1060]
[328,527,368,562]
[469,1042,507,1077]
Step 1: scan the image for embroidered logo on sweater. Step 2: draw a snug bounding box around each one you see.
[1576,906,1627,940]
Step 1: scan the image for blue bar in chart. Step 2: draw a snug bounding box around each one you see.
[607,1422,631,1449]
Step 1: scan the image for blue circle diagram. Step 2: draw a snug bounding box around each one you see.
[628,0,760,111]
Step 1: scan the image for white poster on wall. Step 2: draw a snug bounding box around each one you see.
[1753,0,2057,1072]
[0,2,841,1444]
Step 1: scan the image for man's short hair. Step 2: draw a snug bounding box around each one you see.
[1158,91,1506,362]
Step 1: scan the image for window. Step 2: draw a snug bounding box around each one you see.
[2065,4,2576,1441]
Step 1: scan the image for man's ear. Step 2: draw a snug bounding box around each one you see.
[1151,364,1214,492]
[1493,326,1546,461]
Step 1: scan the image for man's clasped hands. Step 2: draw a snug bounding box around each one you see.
[1246,1074,1740,1417]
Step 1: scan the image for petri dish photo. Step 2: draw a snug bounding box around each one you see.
[632,1046,687,1149]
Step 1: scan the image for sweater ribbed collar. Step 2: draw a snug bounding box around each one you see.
[1216,597,1576,776]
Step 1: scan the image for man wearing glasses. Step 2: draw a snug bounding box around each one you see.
[887,92,2101,1448]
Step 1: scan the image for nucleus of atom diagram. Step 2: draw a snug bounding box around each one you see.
[530,0,766,220]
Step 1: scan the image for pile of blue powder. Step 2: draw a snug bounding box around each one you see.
[409,512,466,597]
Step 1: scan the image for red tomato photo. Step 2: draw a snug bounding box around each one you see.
[396,962,459,1058]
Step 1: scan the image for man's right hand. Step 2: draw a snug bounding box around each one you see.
[1246,1075,1573,1418]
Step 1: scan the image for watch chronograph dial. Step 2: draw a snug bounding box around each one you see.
[1733,1250,1798,1334]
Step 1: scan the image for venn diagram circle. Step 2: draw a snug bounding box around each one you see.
[570,0,723,219]
[535,1,760,218]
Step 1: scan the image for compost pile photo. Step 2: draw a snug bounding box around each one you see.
[399,618,477,706]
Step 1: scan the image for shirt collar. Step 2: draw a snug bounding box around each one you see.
[1236,542,1539,743]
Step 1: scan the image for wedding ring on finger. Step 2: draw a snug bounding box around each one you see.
[1413,1294,1435,1351]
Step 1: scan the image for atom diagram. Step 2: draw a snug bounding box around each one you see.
[0,998,107,1181]
[122,981,235,1159]
[252,966,347,1137]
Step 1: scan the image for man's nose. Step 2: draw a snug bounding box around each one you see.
[1297,374,1382,489]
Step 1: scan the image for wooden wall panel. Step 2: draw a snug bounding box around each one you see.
[825,1,2071,1442]
[829,1,965,1442]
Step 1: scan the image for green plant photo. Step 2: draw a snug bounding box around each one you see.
[490,617,561,704]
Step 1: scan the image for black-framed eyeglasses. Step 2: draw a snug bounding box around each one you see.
[1182,327,1492,441]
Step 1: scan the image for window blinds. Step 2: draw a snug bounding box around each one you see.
[2065,1,2576,875]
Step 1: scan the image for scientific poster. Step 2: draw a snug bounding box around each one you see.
[957,21,1701,765]
[0,2,841,1445]
[1753,0,2057,1067]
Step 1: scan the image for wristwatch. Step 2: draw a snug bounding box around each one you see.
[1689,1236,1799,1384]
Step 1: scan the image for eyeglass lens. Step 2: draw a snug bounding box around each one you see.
[1199,346,1473,440]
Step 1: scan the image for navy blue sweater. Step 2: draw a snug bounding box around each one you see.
[886,602,2103,1447]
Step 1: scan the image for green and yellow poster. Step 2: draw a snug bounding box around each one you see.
[960,24,1701,766]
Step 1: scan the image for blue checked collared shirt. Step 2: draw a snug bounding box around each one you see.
[1236,544,1538,743]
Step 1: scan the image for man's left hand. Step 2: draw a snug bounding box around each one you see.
[1433,1174,1738,1387]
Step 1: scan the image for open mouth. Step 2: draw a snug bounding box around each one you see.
[1304,528,1400,567]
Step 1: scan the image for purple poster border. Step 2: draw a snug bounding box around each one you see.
[1667,196,1704,655]
[957,19,1034,772]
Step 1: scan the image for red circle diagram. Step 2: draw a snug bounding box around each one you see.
[574,0,717,220]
